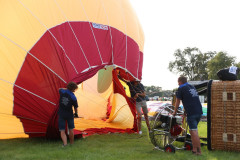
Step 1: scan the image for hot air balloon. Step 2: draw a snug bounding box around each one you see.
[0,0,144,139]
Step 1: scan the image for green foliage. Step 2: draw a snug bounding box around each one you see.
[144,85,172,97]
[169,47,215,81]
[207,52,235,79]
[0,122,239,160]
[234,62,240,79]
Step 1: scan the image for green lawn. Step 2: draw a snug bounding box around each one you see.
[0,122,239,160]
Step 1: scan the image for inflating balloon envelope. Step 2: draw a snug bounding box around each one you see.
[0,0,144,139]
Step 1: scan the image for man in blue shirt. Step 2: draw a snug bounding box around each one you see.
[58,82,78,147]
[173,76,202,155]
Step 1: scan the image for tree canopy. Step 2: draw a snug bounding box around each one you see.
[168,47,215,80]
[207,52,235,79]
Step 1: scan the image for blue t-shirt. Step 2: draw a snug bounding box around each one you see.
[58,89,78,118]
[176,83,202,116]
[127,82,146,102]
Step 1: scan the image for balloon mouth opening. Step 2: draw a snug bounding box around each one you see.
[71,67,135,136]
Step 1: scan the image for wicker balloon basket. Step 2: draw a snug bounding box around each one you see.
[207,80,240,151]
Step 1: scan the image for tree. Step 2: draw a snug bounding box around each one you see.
[207,52,235,79]
[168,47,215,81]
[234,62,240,79]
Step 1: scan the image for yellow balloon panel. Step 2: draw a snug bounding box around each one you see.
[0,114,28,139]
[0,36,26,83]
[0,82,28,139]
[74,93,133,131]
[0,82,14,114]
[120,0,144,51]
[107,93,134,128]
[96,0,144,52]
[55,0,101,23]
[76,89,109,120]
[0,1,46,51]
[19,0,65,30]
[75,72,113,120]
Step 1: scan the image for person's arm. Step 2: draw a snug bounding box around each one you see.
[133,93,139,99]
[72,94,79,117]
[138,91,146,97]
[173,98,180,116]
[74,107,78,114]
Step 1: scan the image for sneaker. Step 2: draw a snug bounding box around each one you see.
[62,144,67,148]
[139,131,142,135]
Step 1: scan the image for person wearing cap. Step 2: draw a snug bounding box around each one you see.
[173,76,202,155]
[118,75,150,134]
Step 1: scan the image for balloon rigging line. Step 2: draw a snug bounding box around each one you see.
[114,65,140,81]
[0,112,15,116]
[53,0,91,68]
[14,83,56,105]
[0,33,67,84]
[137,51,141,78]
[119,1,128,69]
[0,78,56,106]
[108,104,129,121]
[79,0,104,64]
[0,132,25,134]
[16,115,48,124]
[0,113,48,125]
[17,0,79,74]
[100,0,115,64]
[25,132,46,134]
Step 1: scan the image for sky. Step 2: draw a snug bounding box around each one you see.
[129,0,240,90]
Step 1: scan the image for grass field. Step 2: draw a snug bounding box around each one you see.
[0,122,239,160]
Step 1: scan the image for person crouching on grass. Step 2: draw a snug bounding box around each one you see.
[58,81,79,147]
[173,76,203,155]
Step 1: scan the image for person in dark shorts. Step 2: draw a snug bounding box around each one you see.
[173,76,203,155]
[58,82,78,146]
[118,75,150,134]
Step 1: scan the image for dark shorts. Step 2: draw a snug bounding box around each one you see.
[136,100,148,115]
[187,114,202,130]
[58,115,75,131]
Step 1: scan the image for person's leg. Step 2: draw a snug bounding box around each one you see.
[137,113,142,132]
[60,130,67,146]
[142,100,150,131]
[143,113,150,131]
[58,116,67,146]
[67,117,75,144]
[69,129,74,144]
[189,130,201,155]
[136,102,142,133]
[187,114,202,155]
